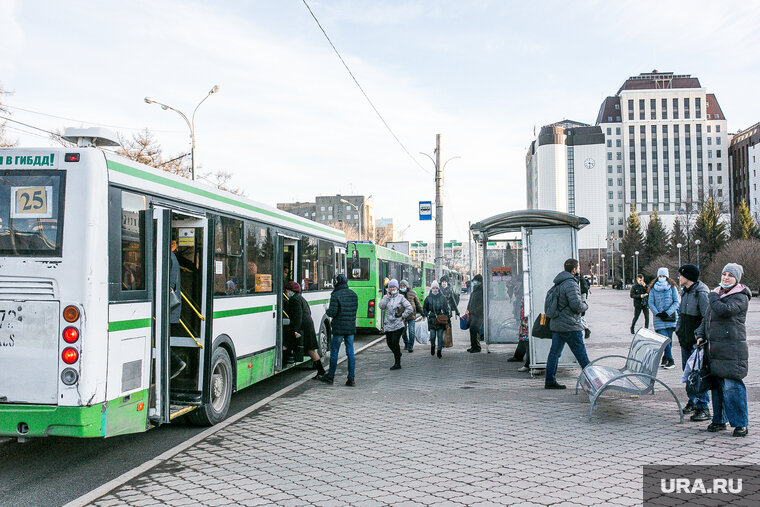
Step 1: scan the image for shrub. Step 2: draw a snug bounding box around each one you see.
[702,239,760,292]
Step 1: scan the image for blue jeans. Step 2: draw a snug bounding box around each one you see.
[402,319,416,350]
[711,377,748,427]
[546,331,590,385]
[655,328,674,361]
[680,346,709,409]
[327,334,355,379]
[430,327,444,351]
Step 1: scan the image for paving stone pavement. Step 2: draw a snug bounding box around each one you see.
[89,289,760,506]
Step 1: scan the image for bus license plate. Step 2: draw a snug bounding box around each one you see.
[0,304,23,347]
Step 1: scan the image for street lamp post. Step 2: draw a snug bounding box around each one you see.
[695,239,701,269]
[676,243,682,268]
[144,85,220,180]
[621,254,626,286]
[341,195,372,242]
[602,258,607,287]
[634,251,639,278]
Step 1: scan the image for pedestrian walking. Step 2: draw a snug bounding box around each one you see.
[629,274,650,334]
[648,267,679,369]
[696,263,750,437]
[322,274,358,386]
[465,274,483,353]
[283,281,327,377]
[423,281,450,358]
[379,279,413,370]
[440,276,461,319]
[399,279,423,352]
[675,264,711,421]
[545,258,591,389]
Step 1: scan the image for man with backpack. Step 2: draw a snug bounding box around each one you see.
[545,258,591,389]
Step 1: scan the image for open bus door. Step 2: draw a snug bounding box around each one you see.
[149,207,210,425]
[275,234,298,371]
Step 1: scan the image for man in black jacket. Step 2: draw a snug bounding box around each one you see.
[676,264,710,421]
[465,274,484,353]
[322,274,358,386]
[629,274,649,334]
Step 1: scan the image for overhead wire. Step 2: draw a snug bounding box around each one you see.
[300,0,432,177]
[4,104,184,133]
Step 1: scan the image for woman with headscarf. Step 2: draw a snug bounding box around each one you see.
[424,281,451,358]
[648,267,679,369]
[379,279,413,370]
[696,263,750,437]
[283,281,326,378]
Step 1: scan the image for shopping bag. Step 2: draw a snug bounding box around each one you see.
[459,314,470,330]
[443,326,453,348]
[685,348,713,396]
[415,318,429,344]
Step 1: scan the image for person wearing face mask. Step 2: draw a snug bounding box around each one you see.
[695,263,750,437]
[283,281,326,378]
[379,279,413,370]
[647,267,679,369]
[440,276,461,320]
[424,281,451,358]
[399,280,423,352]
[465,274,484,353]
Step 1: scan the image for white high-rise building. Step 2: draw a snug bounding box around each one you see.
[596,71,729,240]
[526,120,607,252]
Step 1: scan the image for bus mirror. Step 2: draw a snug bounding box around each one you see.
[352,268,361,279]
[351,249,359,269]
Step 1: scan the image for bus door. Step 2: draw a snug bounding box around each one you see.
[335,245,346,275]
[150,207,210,424]
[276,235,298,370]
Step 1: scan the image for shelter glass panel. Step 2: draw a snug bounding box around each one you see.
[484,239,523,344]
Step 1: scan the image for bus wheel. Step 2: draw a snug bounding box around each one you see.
[189,346,233,426]
[318,321,330,358]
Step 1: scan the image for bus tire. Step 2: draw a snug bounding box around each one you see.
[318,321,330,358]
[188,346,233,426]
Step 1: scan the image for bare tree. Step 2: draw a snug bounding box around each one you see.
[327,221,359,241]
[199,169,245,196]
[0,84,17,147]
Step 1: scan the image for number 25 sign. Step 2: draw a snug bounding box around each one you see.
[10,186,52,219]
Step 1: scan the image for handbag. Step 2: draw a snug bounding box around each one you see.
[435,314,449,326]
[685,347,713,396]
[531,313,552,339]
[459,314,471,330]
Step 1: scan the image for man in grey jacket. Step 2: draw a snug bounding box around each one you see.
[676,264,711,421]
[545,258,591,389]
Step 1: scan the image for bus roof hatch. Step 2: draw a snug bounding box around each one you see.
[62,127,120,148]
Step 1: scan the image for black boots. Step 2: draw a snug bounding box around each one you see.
[437,350,442,359]
[431,343,435,356]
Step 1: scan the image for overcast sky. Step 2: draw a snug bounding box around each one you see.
[2,0,759,243]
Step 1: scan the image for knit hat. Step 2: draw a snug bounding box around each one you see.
[285,281,301,293]
[678,264,700,283]
[473,274,483,283]
[388,279,399,289]
[722,263,743,283]
[657,267,669,278]
[334,273,348,285]
[399,279,409,288]
[431,281,440,290]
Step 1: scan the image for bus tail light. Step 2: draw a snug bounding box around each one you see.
[368,299,375,318]
[64,153,80,162]
[63,305,80,322]
[62,347,79,364]
[63,326,80,343]
[61,368,79,385]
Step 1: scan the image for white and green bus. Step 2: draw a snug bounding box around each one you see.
[0,128,346,439]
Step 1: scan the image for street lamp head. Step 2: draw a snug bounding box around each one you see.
[634,251,639,255]
[144,97,154,104]
[695,239,701,246]
[621,254,625,258]
[209,85,220,95]
[677,243,682,248]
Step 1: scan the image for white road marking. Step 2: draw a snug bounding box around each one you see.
[64,335,385,507]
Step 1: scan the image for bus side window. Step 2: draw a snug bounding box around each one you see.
[245,223,274,293]
[120,191,148,292]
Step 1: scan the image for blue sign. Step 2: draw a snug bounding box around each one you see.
[419,201,432,221]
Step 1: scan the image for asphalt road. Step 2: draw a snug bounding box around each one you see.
[0,333,382,507]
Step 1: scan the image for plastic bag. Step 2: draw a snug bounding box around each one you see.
[415,318,429,344]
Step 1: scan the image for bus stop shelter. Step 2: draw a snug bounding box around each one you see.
[470,210,589,369]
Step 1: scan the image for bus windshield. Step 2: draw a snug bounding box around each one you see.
[0,171,66,256]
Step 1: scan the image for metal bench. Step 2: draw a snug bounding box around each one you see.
[575,328,684,422]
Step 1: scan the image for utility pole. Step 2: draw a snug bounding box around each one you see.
[434,134,443,281]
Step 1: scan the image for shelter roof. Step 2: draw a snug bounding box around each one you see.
[470,210,589,239]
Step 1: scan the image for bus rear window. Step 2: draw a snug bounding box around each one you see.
[0,171,66,256]
[348,258,370,281]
